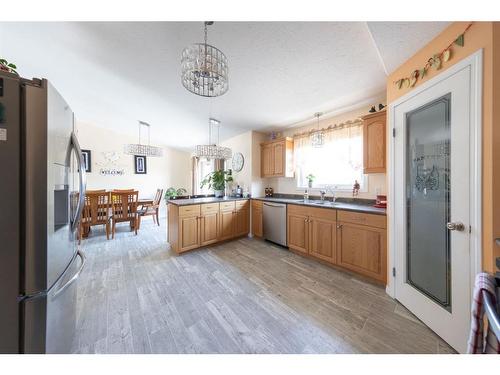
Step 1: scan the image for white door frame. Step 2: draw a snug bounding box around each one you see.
[387,48,483,298]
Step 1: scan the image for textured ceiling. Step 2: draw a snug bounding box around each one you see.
[0,22,449,150]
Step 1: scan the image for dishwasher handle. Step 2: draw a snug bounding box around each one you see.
[263,202,286,208]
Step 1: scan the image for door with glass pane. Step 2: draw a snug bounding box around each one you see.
[392,64,473,353]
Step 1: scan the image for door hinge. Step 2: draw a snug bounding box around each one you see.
[392,128,396,138]
[392,267,396,277]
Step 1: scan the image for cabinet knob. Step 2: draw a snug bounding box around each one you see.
[336,224,343,229]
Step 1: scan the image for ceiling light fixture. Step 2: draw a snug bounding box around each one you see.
[195,118,232,160]
[310,112,324,148]
[124,121,163,157]
[181,21,229,97]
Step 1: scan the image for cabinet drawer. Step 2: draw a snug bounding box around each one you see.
[287,203,309,216]
[201,202,219,214]
[235,200,249,210]
[309,206,336,222]
[338,210,386,229]
[220,201,236,211]
[179,205,201,217]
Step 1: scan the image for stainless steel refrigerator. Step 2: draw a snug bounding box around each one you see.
[0,71,86,353]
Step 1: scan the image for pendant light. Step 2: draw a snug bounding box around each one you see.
[194,118,232,160]
[181,21,229,97]
[124,121,163,157]
[310,112,324,148]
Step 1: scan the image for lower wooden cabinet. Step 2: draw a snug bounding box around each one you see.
[309,217,336,264]
[336,222,387,284]
[287,211,309,254]
[179,215,200,252]
[200,212,218,246]
[287,203,387,284]
[168,200,250,254]
[251,200,263,237]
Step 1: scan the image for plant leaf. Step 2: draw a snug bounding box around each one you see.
[7,63,16,69]
[404,78,411,88]
[410,77,417,87]
[442,49,451,62]
[454,34,464,47]
[419,68,427,78]
[432,55,442,70]
[396,79,403,89]
[0,59,7,64]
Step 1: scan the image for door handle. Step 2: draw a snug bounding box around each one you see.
[69,132,87,232]
[447,222,465,231]
[52,249,86,299]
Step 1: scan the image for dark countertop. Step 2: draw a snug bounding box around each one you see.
[252,196,386,216]
[167,196,249,206]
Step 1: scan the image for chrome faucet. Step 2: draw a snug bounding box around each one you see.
[326,186,337,202]
[319,190,326,202]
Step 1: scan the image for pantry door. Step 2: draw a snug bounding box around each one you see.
[390,50,482,353]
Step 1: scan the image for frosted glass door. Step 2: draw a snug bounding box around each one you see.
[406,94,451,310]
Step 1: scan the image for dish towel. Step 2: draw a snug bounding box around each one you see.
[467,272,500,353]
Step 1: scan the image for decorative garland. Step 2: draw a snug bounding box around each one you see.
[0,58,18,75]
[394,23,473,89]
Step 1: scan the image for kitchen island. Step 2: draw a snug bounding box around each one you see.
[167,197,250,254]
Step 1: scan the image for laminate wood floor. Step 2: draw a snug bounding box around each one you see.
[74,219,455,354]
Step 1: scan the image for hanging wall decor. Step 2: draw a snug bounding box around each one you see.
[394,23,473,90]
[134,155,147,174]
[81,149,92,173]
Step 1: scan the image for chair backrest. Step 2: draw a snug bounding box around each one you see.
[111,191,138,220]
[86,189,106,194]
[153,188,164,205]
[85,191,111,225]
[112,189,135,193]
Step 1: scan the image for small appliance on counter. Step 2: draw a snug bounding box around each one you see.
[234,185,243,198]
[374,194,387,208]
[265,187,274,197]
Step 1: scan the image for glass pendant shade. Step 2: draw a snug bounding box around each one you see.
[181,22,229,97]
[124,121,163,157]
[310,112,324,148]
[194,118,232,160]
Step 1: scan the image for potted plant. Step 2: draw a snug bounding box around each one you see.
[306,174,315,188]
[164,187,187,201]
[201,170,233,198]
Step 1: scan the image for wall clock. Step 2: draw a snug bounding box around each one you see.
[232,152,244,172]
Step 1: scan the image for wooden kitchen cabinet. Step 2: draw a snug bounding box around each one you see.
[251,200,263,238]
[235,200,250,237]
[336,212,387,283]
[260,137,294,178]
[309,217,336,264]
[287,205,310,255]
[362,110,386,174]
[168,200,250,254]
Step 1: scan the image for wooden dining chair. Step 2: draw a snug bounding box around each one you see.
[110,191,139,238]
[86,189,107,194]
[79,191,111,243]
[112,189,135,193]
[138,188,163,229]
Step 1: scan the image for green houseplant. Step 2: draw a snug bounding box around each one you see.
[164,187,187,201]
[200,170,233,198]
[306,174,315,188]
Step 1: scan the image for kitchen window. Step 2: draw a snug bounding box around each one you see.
[294,121,365,190]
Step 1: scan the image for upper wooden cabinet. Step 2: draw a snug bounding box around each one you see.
[362,110,386,174]
[260,137,294,178]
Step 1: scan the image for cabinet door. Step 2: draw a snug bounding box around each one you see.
[252,205,263,238]
[235,208,249,237]
[287,213,308,254]
[179,216,199,252]
[336,222,387,283]
[309,217,336,264]
[273,141,284,176]
[200,212,218,246]
[363,113,386,173]
[261,144,274,177]
[219,210,235,240]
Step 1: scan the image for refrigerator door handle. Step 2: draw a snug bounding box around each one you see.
[70,132,86,233]
[52,249,86,300]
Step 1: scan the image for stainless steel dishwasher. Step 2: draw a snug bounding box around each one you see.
[262,202,287,246]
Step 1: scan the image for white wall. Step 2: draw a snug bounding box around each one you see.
[264,104,387,199]
[220,131,267,198]
[75,121,192,214]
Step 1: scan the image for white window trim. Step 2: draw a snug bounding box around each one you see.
[296,175,368,193]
